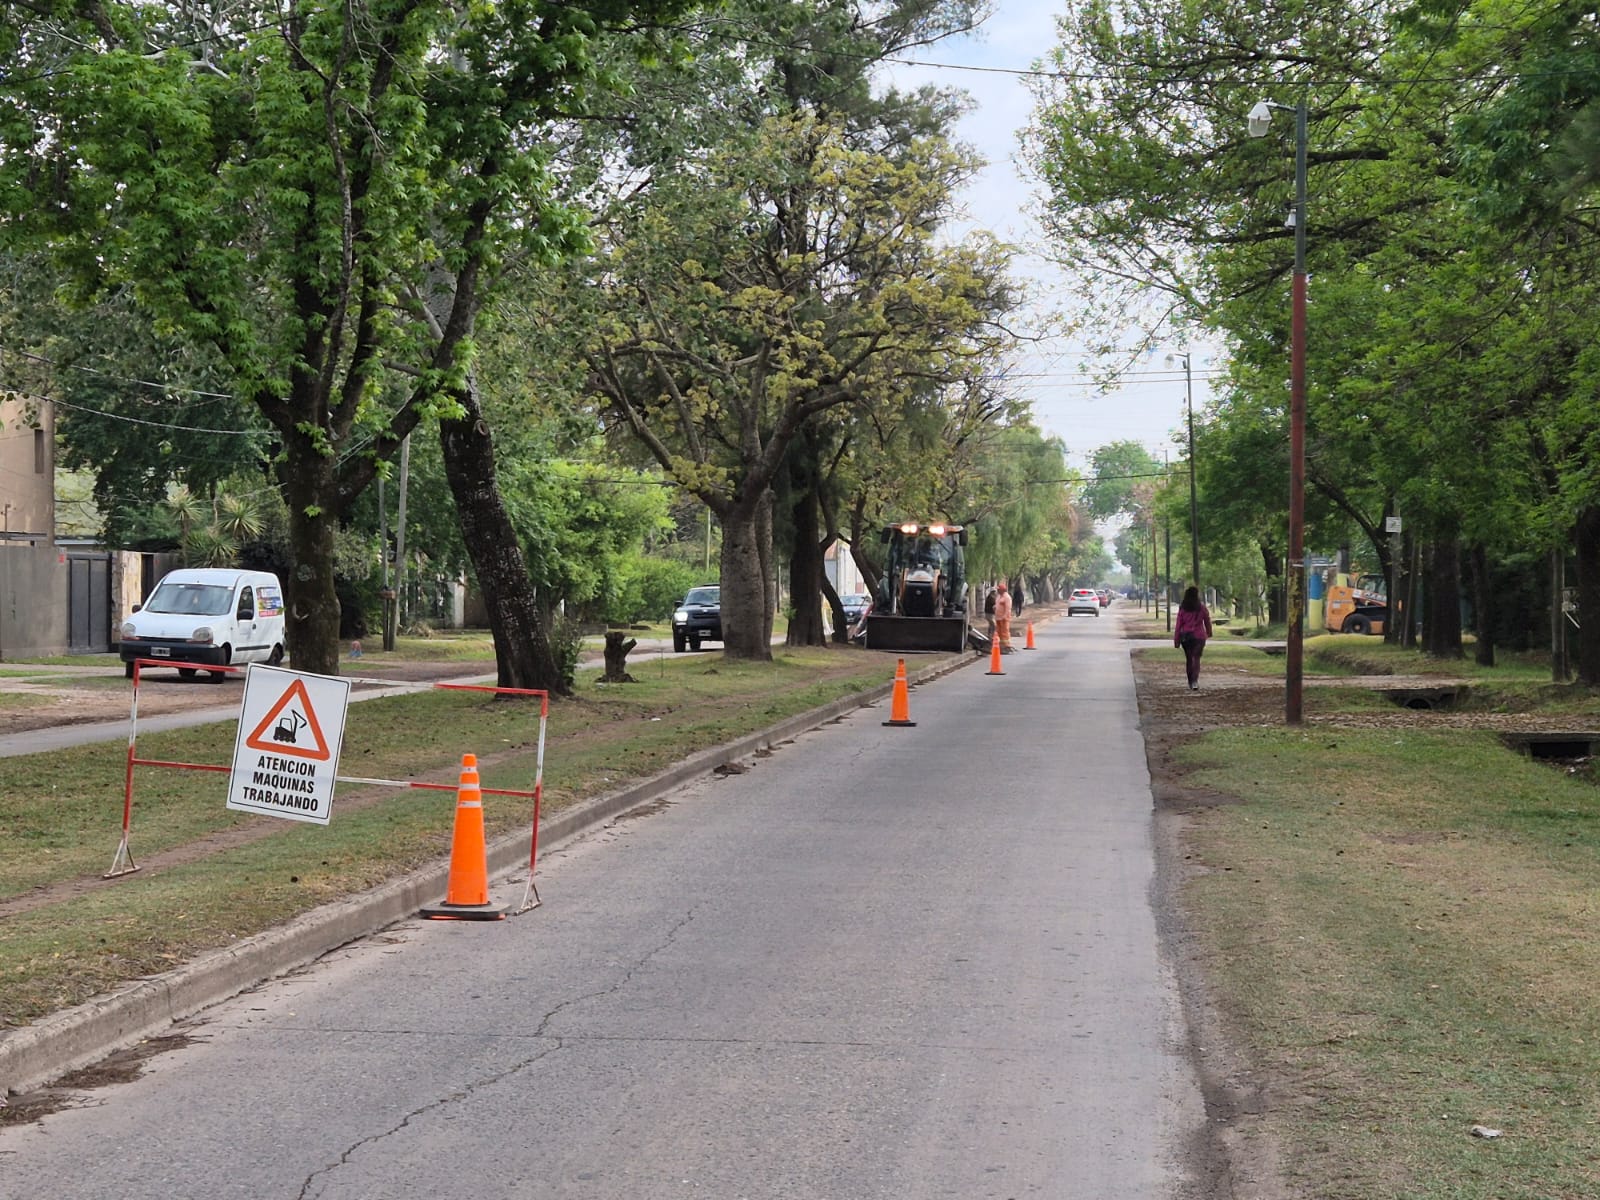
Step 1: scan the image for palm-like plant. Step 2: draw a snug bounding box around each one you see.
[182,524,237,567]
[216,493,263,543]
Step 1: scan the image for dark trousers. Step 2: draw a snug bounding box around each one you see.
[1182,637,1206,686]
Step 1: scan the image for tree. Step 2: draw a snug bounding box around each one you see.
[586,112,1011,659]
[1026,0,1600,672]
[2,0,695,681]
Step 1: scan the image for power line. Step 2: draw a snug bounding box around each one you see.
[4,346,236,400]
[11,388,261,436]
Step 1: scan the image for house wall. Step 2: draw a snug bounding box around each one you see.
[825,539,868,598]
[0,541,68,658]
[1,394,54,538]
[1,395,62,659]
[0,396,176,658]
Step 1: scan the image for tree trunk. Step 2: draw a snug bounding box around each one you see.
[279,450,342,676]
[1575,506,1600,687]
[601,631,637,682]
[439,383,565,694]
[1260,540,1285,624]
[847,498,885,604]
[720,496,772,661]
[1423,537,1463,658]
[821,574,849,644]
[1468,542,1495,667]
[786,488,827,647]
[758,488,776,646]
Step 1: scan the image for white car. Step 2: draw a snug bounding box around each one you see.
[119,568,287,680]
[1067,588,1101,617]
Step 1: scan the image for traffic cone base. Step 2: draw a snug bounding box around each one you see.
[421,753,507,921]
[883,657,917,727]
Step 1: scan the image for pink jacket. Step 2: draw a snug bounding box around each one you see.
[1174,604,1212,645]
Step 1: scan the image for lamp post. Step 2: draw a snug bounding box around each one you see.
[1248,97,1308,727]
[1168,352,1202,590]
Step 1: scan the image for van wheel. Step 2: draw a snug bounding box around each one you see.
[268,644,284,666]
[178,668,198,680]
[209,648,231,682]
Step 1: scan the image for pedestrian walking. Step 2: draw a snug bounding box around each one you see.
[1173,586,1213,690]
[994,580,1014,652]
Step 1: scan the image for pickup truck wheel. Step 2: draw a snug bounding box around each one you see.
[673,632,686,653]
[178,667,198,679]
[124,661,135,679]
[689,634,702,651]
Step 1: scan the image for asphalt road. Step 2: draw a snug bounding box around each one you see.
[0,609,1209,1198]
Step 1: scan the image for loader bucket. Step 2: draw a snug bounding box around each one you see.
[864,614,969,653]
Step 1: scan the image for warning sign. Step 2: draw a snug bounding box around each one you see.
[227,664,351,825]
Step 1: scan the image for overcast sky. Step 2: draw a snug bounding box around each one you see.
[879,2,1220,477]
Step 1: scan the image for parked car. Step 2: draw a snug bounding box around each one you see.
[1067,588,1102,617]
[119,567,287,680]
[837,593,872,640]
[672,586,722,652]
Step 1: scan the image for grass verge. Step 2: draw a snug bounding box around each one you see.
[0,645,935,1030]
[1175,725,1600,1199]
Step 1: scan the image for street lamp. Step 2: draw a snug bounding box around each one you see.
[1248,96,1308,727]
[1167,352,1201,591]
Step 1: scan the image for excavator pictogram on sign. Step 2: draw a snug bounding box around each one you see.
[245,677,332,761]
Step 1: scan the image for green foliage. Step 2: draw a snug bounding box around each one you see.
[1083,441,1162,523]
[1026,0,1600,669]
[1,0,701,673]
[545,612,585,692]
[612,556,702,624]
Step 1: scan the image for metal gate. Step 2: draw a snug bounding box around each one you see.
[68,554,112,653]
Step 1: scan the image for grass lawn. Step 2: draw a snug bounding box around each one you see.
[1171,696,1600,1197]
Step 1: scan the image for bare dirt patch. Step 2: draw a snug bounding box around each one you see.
[0,1033,197,1126]
[0,658,498,736]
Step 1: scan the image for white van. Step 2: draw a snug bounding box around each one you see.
[119,568,287,681]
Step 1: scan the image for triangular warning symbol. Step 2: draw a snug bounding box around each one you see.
[246,678,332,760]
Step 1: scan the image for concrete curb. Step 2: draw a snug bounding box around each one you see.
[1,651,978,1097]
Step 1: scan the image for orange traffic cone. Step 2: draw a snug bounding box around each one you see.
[987,633,1005,675]
[1025,622,1036,650]
[882,658,917,727]
[420,753,507,921]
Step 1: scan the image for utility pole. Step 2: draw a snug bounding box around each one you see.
[395,434,411,629]
[1164,519,1173,633]
[1551,548,1566,682]
[1387,509,1402,648]
[380,478,395,651]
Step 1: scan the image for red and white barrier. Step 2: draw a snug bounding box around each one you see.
[108,661,550,912]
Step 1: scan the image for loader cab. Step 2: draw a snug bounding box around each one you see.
[879,522,968,618]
